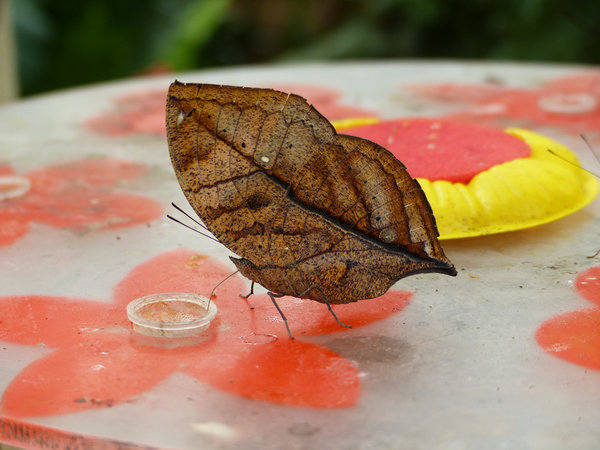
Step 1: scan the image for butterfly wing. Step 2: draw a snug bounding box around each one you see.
[166,82,456,303]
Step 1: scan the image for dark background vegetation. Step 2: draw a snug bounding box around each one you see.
[13,0,600,97]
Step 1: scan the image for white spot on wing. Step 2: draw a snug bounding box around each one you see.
[177,110,185,126]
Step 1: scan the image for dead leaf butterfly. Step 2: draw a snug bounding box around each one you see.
[166,82,456,336]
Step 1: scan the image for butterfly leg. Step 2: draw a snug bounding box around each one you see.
[298,285,352,330]
[240,281,255,299]
[267,291,294,340]
[209,270,240,309]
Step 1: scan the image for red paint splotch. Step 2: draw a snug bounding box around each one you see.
[272,84,378,120]
[343,118,530,183]
[0,249,411,417]
[0,159,163,247]
[86,90,168,136]
[85,84,377,137]
[409,71,600,137]
[536,266,600,370]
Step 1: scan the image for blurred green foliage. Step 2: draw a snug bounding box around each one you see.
[13,0,600,96]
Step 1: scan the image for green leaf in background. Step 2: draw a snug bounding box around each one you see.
[153,0,232,70]
[9,0,600,97]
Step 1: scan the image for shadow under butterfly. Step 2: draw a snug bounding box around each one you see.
[166,81,457,338]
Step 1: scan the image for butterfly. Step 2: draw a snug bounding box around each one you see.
[166,82,456,337]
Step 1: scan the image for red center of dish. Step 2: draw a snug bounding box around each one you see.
[342,118,531,183]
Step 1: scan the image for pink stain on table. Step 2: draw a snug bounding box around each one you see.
[85,90,168,136]
[536,266,600,370]
[272,84,378,120]
[85,85,377,137]
[409,71,600,136]
[0,159,163,247]
[0,249,412,418]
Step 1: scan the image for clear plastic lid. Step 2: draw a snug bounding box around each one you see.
[126,292,217,338]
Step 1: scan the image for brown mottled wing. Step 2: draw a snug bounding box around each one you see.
[166,82,456,304]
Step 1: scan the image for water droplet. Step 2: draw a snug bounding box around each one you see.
[240,332,277,345]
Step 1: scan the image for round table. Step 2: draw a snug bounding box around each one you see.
[0,61,599,449]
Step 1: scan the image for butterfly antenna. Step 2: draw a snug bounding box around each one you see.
[549,136,600,259]
[167,205,220,243]
[546,149,600,179]
[171,202,211,232]
[581,134,600,167]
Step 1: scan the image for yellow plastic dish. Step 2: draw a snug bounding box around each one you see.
[418,128,598,239]
[333,118,598,240]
